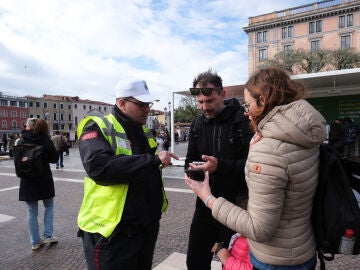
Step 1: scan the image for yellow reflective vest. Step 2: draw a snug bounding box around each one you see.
[77,114,168,238]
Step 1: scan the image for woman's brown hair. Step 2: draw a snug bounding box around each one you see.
[34,119,51,138]
[245,67,307,127]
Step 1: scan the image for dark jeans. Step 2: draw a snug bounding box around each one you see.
[56,151,63,167]
[81,221,160,270]
[186,206,235,270]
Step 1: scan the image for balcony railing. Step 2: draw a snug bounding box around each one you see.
[277,0,353,18]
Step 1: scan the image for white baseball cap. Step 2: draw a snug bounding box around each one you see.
[115,78,156,103]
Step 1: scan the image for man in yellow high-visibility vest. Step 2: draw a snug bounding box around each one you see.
[77,77,178,270]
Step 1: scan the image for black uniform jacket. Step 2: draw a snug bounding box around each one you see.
[78,106,164,235]
[185,98,253,212]
[18,130,58,201]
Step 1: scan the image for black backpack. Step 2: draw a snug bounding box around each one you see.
[13,143,45,179]
[312,144,360,270]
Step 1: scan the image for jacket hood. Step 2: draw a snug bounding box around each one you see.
[258,99,327,148]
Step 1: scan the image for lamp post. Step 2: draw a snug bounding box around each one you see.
[167,101,171,132]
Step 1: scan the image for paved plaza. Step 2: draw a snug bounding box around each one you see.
[0,143,359,269]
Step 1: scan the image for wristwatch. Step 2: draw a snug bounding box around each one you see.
[214,242,225,256]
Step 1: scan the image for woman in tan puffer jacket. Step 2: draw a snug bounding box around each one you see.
[185,67,327,270]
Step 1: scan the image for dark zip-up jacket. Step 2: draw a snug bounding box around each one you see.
[185,98,252,212]
[78,106,164,236]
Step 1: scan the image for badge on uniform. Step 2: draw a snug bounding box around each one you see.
[81,131,98,141]
[117,138,131,149]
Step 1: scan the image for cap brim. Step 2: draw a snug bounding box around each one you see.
[133,93,156,103]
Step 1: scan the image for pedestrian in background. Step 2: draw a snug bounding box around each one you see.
[76,77,178,269]
[186,67,327,270]
[185,69,252,270]
[51,131,66,169]
[17,118,59,250]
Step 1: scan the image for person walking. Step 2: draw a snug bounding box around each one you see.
[76,77,178,270]
[185,69,252,270]
[186,67,327,270]
[17,118,59,250]
[51,131,66,169]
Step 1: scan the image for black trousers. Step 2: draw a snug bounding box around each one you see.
[186,206,235,270]
[81,221,159,270]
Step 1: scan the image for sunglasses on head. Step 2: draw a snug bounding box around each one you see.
[189,87,223,96]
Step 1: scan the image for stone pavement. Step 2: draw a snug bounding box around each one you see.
[0,143,359,269]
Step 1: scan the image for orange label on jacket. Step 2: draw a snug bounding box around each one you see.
[81,131,98,141]
[253,164,261,174]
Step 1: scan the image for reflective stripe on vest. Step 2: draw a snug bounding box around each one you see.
[77,114,168,238]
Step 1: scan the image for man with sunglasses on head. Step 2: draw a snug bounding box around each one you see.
[76,77,178,270]
[185,69,252,270]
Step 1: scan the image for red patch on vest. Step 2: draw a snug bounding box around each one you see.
[253,164,261,174]
[81,131,98,141]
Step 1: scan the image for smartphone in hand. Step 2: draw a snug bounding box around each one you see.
[185,169,205,182]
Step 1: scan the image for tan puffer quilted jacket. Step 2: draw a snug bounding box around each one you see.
[212,99,327,266]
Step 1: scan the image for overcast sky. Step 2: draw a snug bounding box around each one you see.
[0,0,315,110]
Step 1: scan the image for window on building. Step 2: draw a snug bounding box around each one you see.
[0,99,7,106]
[339,15,345,28]
[36,101,40,107]
[2,120,7,128]
[29,114,34,118]
[54,113,57,121]
[309,22,315,34]
[53,103,57,109]
[259,48,267,61]
[310,40,320,51]
[60,103,64,109]
[19,101,26,107]
[75,116,78,126]
[99,106,101,111]
[11,120,17,128]
[74,104,77,109]
[257,32,262,43]
[68,114,72,121]
[288,26,294,38]
[256,31,268,43]
[341,35,351,49]
[20,111,26,118]
[282,26,294,39]
[263,31,268,42]
[29,101,33,107]
[83,104,86,110]
[68,104,71,110]
[347,14,353,27]
[89,105,92,110]
[60,113,64,121]
[10,101,16,106]
[316,20,322,32]
[11,111,17,117]
[36,114,40,119]
[44,102,47,108]
[284,44,292,51]
[104,107,107,111]
[309,20,322,34]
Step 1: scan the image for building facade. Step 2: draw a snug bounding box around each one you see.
[0,92,27,137]
[243,0,360,75]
